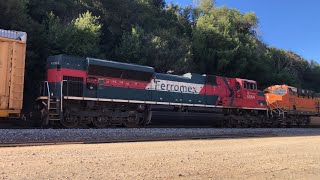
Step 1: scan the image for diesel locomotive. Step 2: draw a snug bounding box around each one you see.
[36,54,269,128]
[265,85,320,126]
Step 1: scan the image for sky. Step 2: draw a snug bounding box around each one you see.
[166,0,320,62]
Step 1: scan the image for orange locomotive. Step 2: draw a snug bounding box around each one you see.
[264,85,320,126]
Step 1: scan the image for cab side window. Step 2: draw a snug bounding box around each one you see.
[244,82,248,89]
[243,81,257,90]
[236,82,241,91]
[251,83,255,90]
[206,76,217,85]
[289,88,296,96]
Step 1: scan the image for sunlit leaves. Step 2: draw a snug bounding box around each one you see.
[45,11,102,57]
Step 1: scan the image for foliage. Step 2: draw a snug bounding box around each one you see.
[192,7,262,77]
[115,25,192,74]
[45,11,101,57]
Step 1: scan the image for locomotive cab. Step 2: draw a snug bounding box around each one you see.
[45,55,87,97]
[264,85,320,114]
[232,78,267,109]
[264,85,287,105]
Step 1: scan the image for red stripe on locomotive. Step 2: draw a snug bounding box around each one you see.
[87,76,149,89]
[47,68,87,83]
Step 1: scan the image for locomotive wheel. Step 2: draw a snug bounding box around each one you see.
[93,116,110,128]
[61,110,79,128]
[122,116,140,128]
[122,122,141,128]
[40,108,49,127]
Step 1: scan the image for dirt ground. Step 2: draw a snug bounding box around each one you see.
[0,136,320,179]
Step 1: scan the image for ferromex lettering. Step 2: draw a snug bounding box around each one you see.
[146,79,204,94]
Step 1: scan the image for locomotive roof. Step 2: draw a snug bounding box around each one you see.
[47,55,87,70]
[237,78,257,83]
[155,73,205,84]
[87,58,155,74]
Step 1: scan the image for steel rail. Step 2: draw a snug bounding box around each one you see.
[0,133,275,148]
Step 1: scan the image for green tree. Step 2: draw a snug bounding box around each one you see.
[116,25,192,74]
[0,0,29,29]
[68,11,102,56]
[195,0,215,14]
[44,11,102,57]
[192,6,262,76]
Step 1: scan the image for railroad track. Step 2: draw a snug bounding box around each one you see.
[0,133,276,148]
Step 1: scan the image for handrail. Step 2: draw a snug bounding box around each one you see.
[268,101,284,118]
[43,81,50,110]
[61,80,67,112]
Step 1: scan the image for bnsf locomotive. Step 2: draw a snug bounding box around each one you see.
[36,54,269,128]
[265,85,320,126]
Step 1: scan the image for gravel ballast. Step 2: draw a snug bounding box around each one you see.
[0,128,320,144]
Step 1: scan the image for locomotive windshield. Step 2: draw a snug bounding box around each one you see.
[271,88,286,95]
